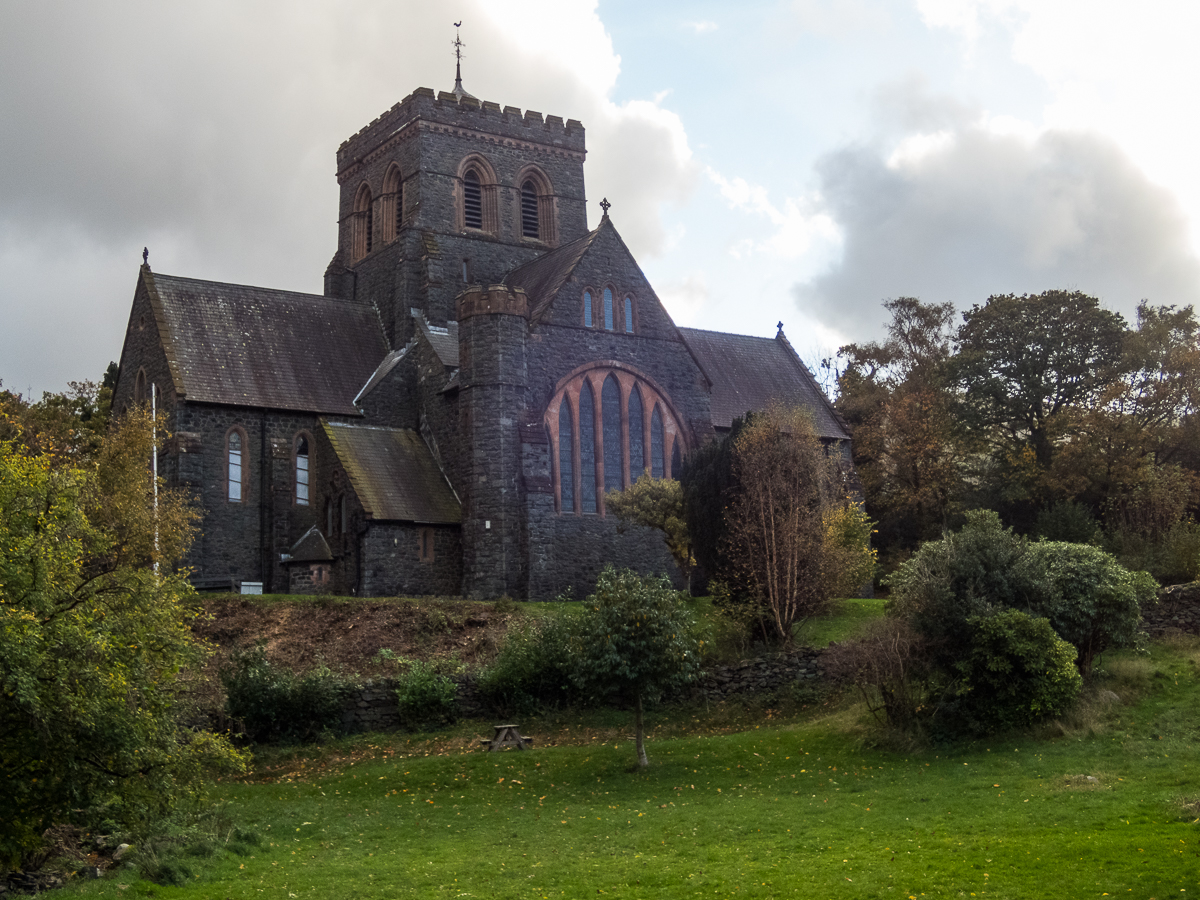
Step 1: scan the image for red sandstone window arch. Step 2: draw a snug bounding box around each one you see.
[544,364,686,515]
[514,164,556,245]
[352,182,373,261]
[382,163,404,243]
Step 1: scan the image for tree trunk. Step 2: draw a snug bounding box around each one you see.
[635,692,649,768]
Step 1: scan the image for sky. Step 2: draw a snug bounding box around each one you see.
[4,0,1200,396]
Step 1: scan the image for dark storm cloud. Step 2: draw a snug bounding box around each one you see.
[794,123,1200,335]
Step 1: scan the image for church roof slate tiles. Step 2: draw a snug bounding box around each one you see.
[149,272,388,414]
[288,525,334,563]
[677,327,849,441]
[322,421,461,525]
[503,224,603,321]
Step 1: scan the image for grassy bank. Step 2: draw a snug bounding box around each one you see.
[54,633,1200,899]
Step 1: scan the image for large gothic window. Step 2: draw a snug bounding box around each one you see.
[651,406,664,479]
[546,366,685,514]
[602,375,622,493]
[578,381,596,513]
[557,399,574,513]
[628,385,644,477]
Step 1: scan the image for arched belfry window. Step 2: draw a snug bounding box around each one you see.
[134,368,147,404]
[458,156,499,234]
[515,166,556,244]
[545,365,686,515]
[463,170,482,230]
[382,164,404,243]
[521,180,539,239]
[294,434,310,506]
[352,183,373,261]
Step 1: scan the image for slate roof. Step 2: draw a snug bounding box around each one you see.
[415,317,459,367]
[288,526,333,562]
[677,327,849,440]
[355,343,413,405]
[504,225,603,321]
[148,271,388,414]
[322,422,461,524]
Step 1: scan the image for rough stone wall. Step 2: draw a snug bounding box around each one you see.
[358,522,463,597]
[168,404,324,591]
[696,649,826,700]
[458,304,529,598]
[412,330,463,492]
[111,270,180,420]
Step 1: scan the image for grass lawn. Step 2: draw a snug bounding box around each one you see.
[54,633,1200,899]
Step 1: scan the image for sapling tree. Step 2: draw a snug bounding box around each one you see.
[604,475,693,589]
[571,567,700,768]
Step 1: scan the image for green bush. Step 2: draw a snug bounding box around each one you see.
[394,660,458,731]
[886,510,1027,669]
[221,645,349,744]
[1105,519,1200,585]
[1018,542,1156,674]
[474,617,580,717]
[957,609,1082,733]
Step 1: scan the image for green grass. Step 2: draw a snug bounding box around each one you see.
[54,635,1200,899]
[796,597,887,647]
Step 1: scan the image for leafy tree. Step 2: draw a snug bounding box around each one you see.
[953,291,1126,524]
[0,370,116,466]
[605,475,693,588]
[837,298,963,554]
[725,405,866,645]
[1017,542,1156,674]
[570,568,700,768]
[0,409,245,865]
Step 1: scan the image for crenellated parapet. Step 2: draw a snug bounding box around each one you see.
[336,87,585,181]
[456,284,529,321]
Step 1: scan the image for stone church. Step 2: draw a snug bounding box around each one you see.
[112,75,849,600]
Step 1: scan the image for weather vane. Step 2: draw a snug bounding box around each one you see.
[453,21,465,92]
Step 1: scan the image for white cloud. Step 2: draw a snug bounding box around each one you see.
[795,116,1200,333]
[0,0,699,393]
[706,168,840,260]
[655,274,711,325]
[686,20,718,34]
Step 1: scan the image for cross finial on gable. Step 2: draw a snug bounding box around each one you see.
[777,320,784,333]
[143,247,149,265]
[599,197,611,218]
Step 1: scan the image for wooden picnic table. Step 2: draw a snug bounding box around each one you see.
[479,724,534,751]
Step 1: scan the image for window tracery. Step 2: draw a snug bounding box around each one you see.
[545,365,685,515]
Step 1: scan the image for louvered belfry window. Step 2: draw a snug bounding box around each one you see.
[463,170,483,229]
[521,180,539,238]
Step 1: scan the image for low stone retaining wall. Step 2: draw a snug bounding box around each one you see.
[1144,583,1200,636]
[697,648,825,700]
[340,677,485,734]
